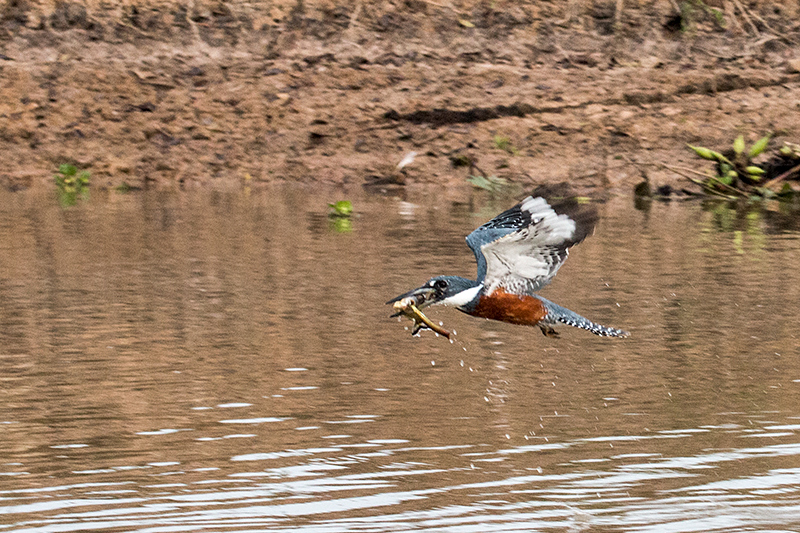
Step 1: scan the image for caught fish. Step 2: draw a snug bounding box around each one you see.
[391,297,451,339]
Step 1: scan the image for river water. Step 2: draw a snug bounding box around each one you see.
[1,186,799,532]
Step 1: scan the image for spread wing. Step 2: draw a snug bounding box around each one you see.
[465,194,598,296]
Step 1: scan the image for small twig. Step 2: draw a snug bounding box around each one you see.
[731,0,759,35]
[470,162,490,179]
[722,0,743,34]
[662,163,713,179]
[418,0,453,10]
[662,164,712,186]
[763,162,800,188]
[740,3,797,44]
[709,177,750,197]
[349,1,362,27]
[693,44,742,61]
[662,163,742,199]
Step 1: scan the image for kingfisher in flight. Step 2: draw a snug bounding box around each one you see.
[388,192,628,338]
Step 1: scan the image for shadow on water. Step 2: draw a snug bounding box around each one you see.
[1,186,799,532]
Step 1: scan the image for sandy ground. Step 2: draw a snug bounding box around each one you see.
[1,0,800,195]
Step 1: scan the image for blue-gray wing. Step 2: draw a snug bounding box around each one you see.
[466,196,597,295]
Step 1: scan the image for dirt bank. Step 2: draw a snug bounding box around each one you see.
[1,1,800,194]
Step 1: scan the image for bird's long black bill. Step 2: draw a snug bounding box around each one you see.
[386,286,438,314]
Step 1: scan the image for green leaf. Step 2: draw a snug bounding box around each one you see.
[328,200,353,217]
[748,135,771,158]
[331,217,352,233]
[745,165,765,177]
[467,175,491,190]
[733,134,745,155]
[687,144,721,161]
[58,164,77,176]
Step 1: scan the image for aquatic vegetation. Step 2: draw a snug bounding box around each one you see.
[674,134,800,200]
[328,200,353,217]
[328,200,353,233]
[54,164,90,206]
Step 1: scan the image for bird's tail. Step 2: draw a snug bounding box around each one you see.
[540,297,629,338]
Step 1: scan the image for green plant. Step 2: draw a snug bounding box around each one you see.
[680,0,726,33]
[328,200,353,217]
[681,133,773,197]
[675,134,800,200]
[328,200,353,233]
[54,164,90,206]
[492,134,519,155]
[467,173,509,193]
[688,133,770,184]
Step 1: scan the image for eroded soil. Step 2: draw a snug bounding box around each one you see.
[2,1,800,195]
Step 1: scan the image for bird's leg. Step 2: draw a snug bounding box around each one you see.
[539,324,560,338]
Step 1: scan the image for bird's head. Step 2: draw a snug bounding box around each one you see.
[387,276,482,310]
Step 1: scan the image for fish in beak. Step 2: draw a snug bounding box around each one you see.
[387,285,450,338]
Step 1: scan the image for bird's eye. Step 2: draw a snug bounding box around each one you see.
[433,279,448,290]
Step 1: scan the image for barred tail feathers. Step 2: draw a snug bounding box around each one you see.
[539,297,629,338]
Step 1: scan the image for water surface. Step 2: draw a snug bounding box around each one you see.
[1,187,799,532]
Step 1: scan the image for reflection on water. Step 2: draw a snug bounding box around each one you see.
[1,186,799,532]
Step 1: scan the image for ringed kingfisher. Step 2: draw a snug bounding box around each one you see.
[388,193,629,338]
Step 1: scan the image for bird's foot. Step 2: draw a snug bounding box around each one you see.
[540,325,560,338]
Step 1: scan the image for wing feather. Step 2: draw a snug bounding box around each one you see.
[465,194,597,295]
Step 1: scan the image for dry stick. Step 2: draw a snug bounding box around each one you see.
[419,0,453,10]
[744,8,797,44]
[763,162,800,189]
[349,1,362,27]
[731,0,759,35]
[614,0,624,33]
[662,164,715,190]
[709,177,750,197]
[662,163,713,180]
[662,164,743,198]
[470,162,490,180]
[722,0,744,35]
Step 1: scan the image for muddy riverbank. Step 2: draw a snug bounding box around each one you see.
[2,0,800,195]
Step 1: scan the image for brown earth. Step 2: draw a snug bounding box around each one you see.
[1,0,800,195]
